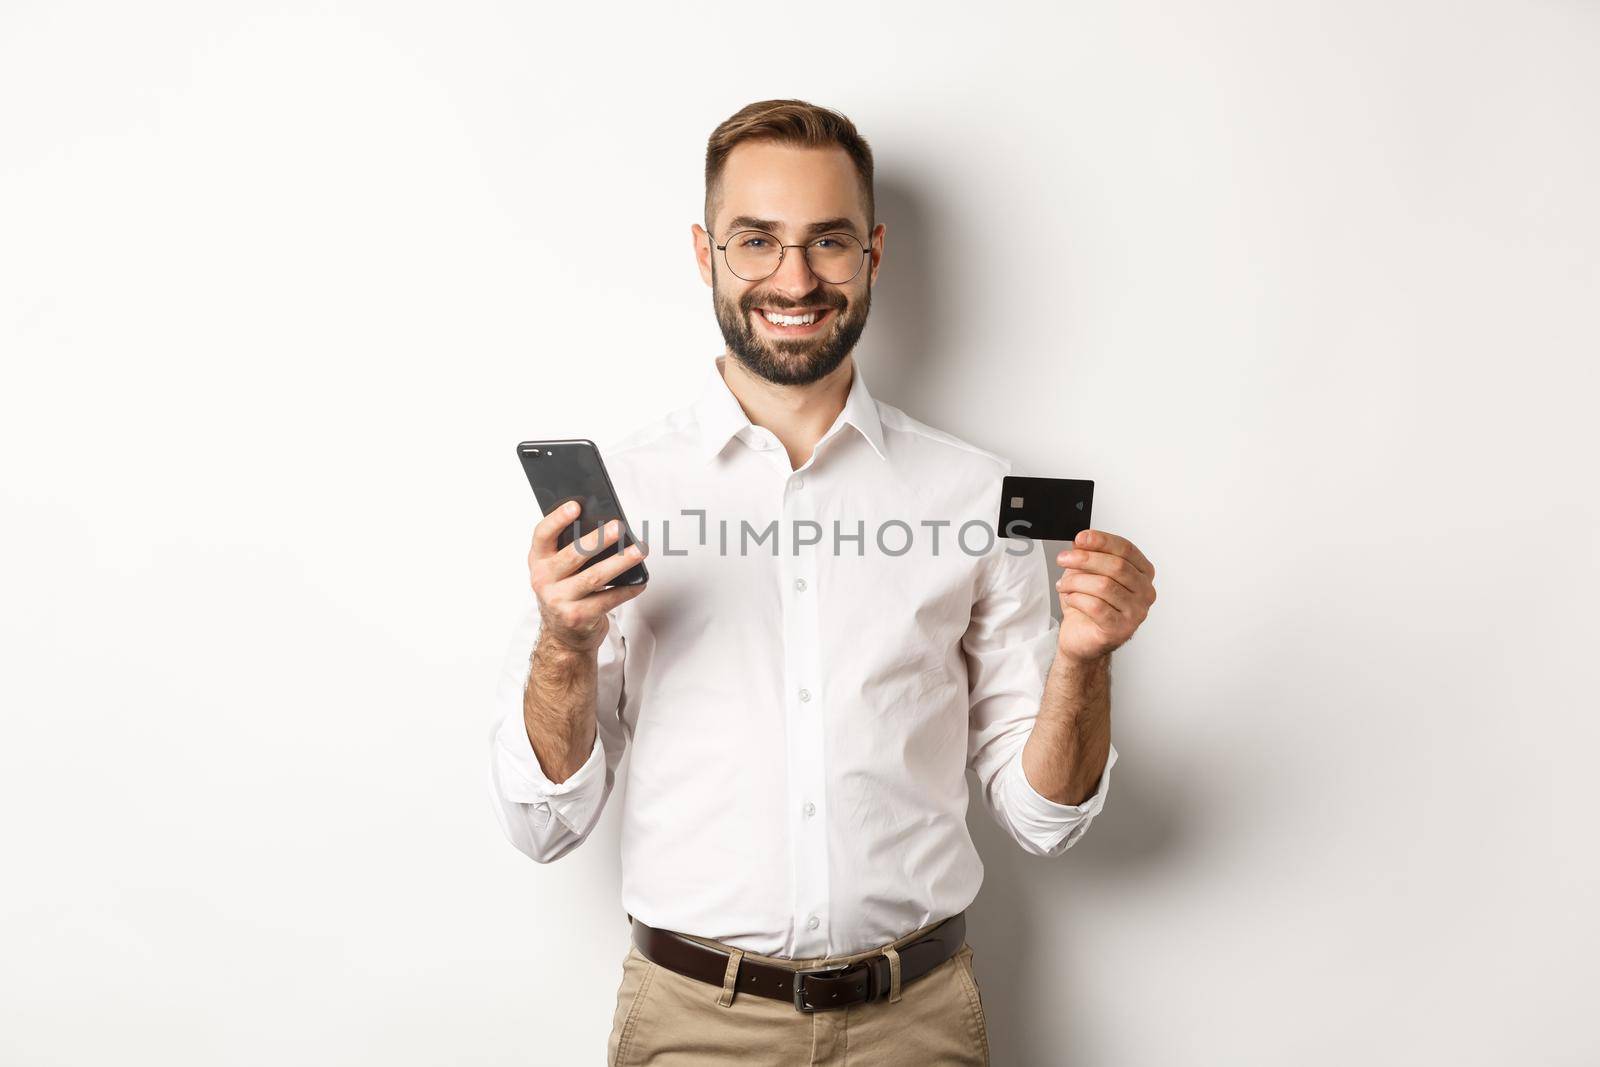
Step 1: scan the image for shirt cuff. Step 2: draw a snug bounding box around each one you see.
[494,712,608,834]
[1007,742,1118,853]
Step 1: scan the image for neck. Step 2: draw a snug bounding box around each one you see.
[719,352,854,471]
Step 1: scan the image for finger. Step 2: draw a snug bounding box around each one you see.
[546,548,648,620]
[585,580,648,615]
[1062,590,1123,630]
[566,535,649,597]
[1070,529,1154,579]
[1055,545,1148,600]
[1056,570,1135,619]
[548,518,627,581]
[530,500,582,560]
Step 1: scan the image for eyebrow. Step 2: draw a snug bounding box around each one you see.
[724,215,862,239]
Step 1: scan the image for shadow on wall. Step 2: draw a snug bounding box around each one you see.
[963,757,1195,1066]
[871,170,1196,1065]
[861,172,958,419]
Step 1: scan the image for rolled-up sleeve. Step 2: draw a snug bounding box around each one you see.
[487,585,628,863]
[964,527,1117,858]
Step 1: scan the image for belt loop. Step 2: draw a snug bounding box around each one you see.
[882,944,903,1003]
[717,948,745,1007]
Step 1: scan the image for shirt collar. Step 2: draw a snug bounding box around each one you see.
[693,354,888,464]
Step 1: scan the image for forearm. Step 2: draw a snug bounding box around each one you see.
[1021,652,1112,806]
[523,635,600,784]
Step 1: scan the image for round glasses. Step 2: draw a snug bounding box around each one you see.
[714,230,870,285]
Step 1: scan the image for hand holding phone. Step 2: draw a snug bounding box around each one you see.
[518,439,649,653]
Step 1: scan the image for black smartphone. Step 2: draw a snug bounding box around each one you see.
[997,475,1095,542]
[516,439,648,587]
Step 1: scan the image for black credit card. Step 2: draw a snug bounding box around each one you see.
[997,476,1095,541]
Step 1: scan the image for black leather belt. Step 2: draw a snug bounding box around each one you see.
[628,911,966,1013]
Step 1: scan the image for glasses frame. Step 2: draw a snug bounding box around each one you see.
[713,229,872,285]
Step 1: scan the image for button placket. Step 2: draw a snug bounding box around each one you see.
[781,463,829,955]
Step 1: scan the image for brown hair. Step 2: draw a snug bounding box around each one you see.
[704,98,875,234]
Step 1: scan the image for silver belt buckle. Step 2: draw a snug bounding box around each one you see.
[792,962,869,1013]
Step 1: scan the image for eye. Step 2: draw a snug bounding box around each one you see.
[738,235,771,249]
[813,238,840,249]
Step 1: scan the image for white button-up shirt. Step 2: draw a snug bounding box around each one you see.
[489,354,1117,958]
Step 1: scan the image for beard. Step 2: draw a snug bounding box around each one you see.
[712,268,871,387]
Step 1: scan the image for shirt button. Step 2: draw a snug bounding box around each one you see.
[798,688,811,703]
[807,915,820,930]
[803,801,815,817]
[793,477,805,489]
[794,577,807,592]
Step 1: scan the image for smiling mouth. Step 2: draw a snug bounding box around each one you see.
[753,305,836,335]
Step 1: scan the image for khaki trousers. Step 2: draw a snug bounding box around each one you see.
[606,915,990,1066]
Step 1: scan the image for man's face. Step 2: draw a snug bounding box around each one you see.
[694,142,885,387]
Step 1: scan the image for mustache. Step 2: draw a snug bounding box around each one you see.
[741,293,847,313]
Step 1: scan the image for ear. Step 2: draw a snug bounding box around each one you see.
[692,223,714,287]
[867,222,886,287]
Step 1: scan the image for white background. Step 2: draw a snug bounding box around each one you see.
[3,2,1596,1064]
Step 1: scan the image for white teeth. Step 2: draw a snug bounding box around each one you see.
[763,310,819,326]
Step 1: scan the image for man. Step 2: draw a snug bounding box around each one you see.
[489,99,1157,1066]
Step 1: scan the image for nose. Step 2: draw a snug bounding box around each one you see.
[767,244,821,299]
